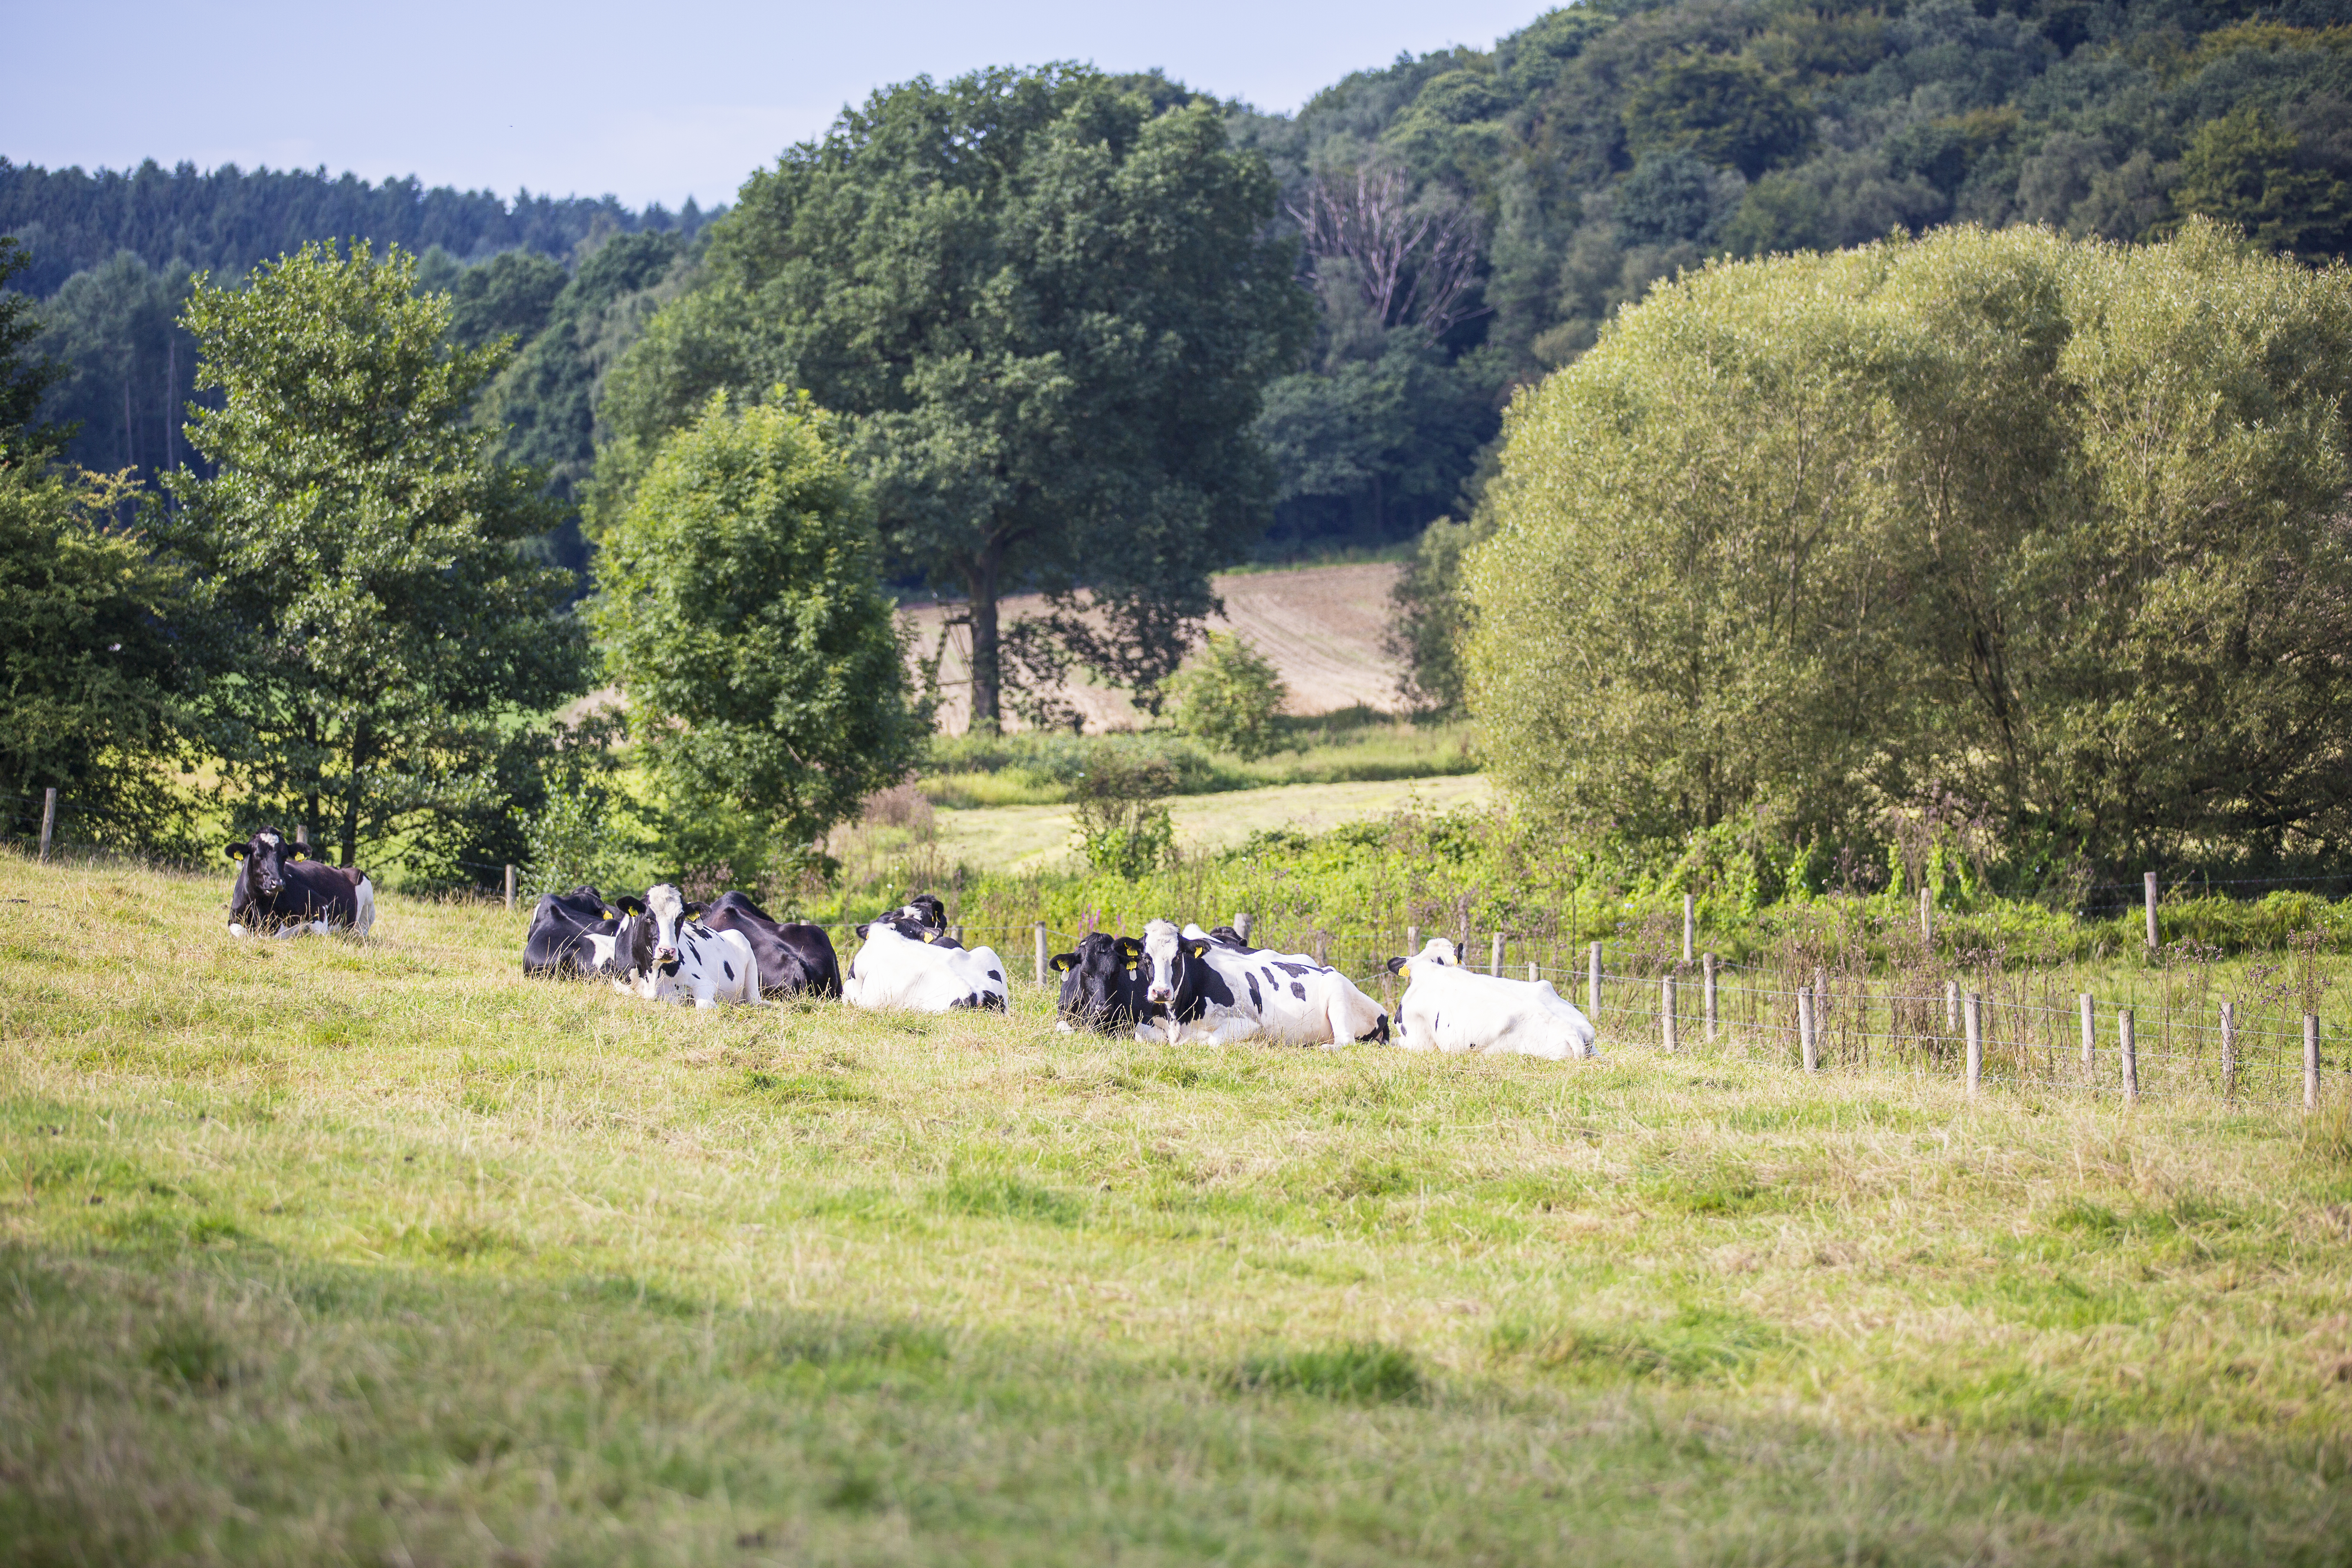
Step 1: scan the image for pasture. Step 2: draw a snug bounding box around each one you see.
[4,851,2350,1565]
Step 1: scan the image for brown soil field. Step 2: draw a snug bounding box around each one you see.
[897,561,1407,733]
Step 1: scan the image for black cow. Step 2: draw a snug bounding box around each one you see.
[225,828,376,937]
[1049,932,1152,1035]
[693,891,842,999]
[523,885,621,978]
[885,893,951,938]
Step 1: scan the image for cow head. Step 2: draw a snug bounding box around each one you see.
[1140,918,1210,1008]
[644,883,691,971]
[600,895,650,980]
[1385,937,1462,981]
[1051,933,1146,1031]
[891,893,948,934]
[224,828,312,897]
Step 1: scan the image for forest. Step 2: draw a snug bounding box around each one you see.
[5,0,2352,902]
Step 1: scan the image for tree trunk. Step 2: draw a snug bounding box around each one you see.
[966,551,1003,735]
[338,717,368,868]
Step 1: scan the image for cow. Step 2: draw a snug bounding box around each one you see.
[1049,932,1152,1035]
[842,907,1009,1013]
[1383,938,1599,1060]
[224,828,375,938]
[692,891,842,999]
[1137,920,1388,1048]
[605,883,760,1007]
[522,884,621,978]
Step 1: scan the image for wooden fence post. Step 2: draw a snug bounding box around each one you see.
[1919,884,1932,946]
[1964,992,1984,1097]
[2306,1014,2322,1112]
[1587,942,1603,1026]
[949,924,963,948]
[2144,872,2159,950]
[36,787,56,864]
[1033,922,1048,988]
[2219,1001,2236,1103]
[2079,993,2096,1080]
[1312,931,1328,967]
[1234,911,1253,945]
[1798,987,1817,1072]
[1703,953,1719,1047]
[2119,1007,2138,1105]
[1682,893,1694,965]
[1944,980,1959,1038]
[1489,930,1504,977]
[295,824,308,850]
[1661,972,1679,1054]
[1405,924,1418,958]
[503,863,515,911]
[1527,961,1539,982]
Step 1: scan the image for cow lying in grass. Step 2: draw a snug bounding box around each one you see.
[522,885,619,978]
[844,907,1009,1013]
[1136,920,1388,1048]
[1384,938,1598,1059]
[1050,933,1152,1036]
[225,828,375,938]
[692,891,841,999]
[605,884,760,1007]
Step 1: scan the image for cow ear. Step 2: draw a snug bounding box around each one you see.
[1050,952,1079,973]
[1187,941,1209,959]
[223,842,247,861]
[1385,956,1407,976]
[684,901,705,918]
[855,922,871,939]
[614,897,645,916]
[1118,938,1143,959]
[289,845,309,860]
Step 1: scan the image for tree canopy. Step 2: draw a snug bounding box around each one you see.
[1468,220,2352,880]
[598,63,1312,730]
[165,241,586,870]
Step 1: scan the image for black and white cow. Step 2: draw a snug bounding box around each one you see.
[842,906,1009,1013]
[1383,938,1598,1060]
[522,884,620,977]
[224,828,375,938]
[1137,920,1387,1047]
[1049,932,1152,1035]
[693,891,842,999]
[605,883,759,1007]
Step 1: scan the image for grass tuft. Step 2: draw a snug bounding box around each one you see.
[1229,1341,1426,1404]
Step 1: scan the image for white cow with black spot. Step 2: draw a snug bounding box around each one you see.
[1384,938,1598,1060]
[1136,920,1388,1048]
[605,884,760,1007]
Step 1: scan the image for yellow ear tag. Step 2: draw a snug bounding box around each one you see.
[922,932,937,943]
[1399,964,1411,981]
[1125,964,1138,974]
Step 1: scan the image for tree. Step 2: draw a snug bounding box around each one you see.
[1468,222,2352,877]
[0,463,203,847]
[165,240,586,870]
[0,236,73,465]
[1623,55,1813,182]
[588,390,916,875]
[2176,107,2352,258]
[1166,631,1287,760]
[597,65,1312,732]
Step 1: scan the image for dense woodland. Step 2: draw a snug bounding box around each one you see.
[5,0,2352,895]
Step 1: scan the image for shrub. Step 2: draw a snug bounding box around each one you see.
[1167,633,1287,760]
[1069,751,1177,879]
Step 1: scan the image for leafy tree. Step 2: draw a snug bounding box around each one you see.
[598,65,1312,732]
[2176,107,2352,258]
[1167,631,1287,760]
[588,390,916,876]
[0,236,72,464]
[1468,221,2352,877]
[1385,512,1492,717]
[25,250,198,483]
[1069,749,1177,878]
[0,463,204,847]
[444,249,568,350]
[165,240,586,870]
[1623,55,1813,181]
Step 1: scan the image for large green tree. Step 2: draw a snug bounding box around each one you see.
[165,241,586,869]
[599,65,1312,731]
[0,236,73,466]
[1469,221,2352,877]
[589,390,915,873]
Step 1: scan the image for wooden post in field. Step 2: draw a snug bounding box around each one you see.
[1702,953,1719,1047]
[2079,993,2096,1080]
[1234,911,1253,945]
[2144,871,2159,949]
[295,824,308,850]
[1944,980,1959,1038]
[1919,884,1932,946]
[36,787,56,864]
[1527,961,1539,982]
[1682,893,1694,965]
[503,863,515,911]
[2219,1001,2236,1103]
[2305,1014,2322,1111]
[1033,923,1048,988]
[1662,972,1678,1054]
[1964,992,1984,1097]
[1798,987,1817,1072]
[949,924,964,948]
[1587,942,1603,1025]
[1312,931,1328,967]
[2119,1007,2138,1105]
[1489,930,1504,977]
[1405,924,1418,958]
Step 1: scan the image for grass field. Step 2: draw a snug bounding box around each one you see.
[4,852,2352,1566]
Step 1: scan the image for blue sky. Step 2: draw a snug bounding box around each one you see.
[7,1,1544,209]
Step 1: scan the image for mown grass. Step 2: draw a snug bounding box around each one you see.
[3,851,2350,1565]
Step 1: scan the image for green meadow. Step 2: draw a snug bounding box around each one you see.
[3,851,2350,1565]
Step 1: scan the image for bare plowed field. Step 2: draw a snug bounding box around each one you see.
[898,561,1405,732]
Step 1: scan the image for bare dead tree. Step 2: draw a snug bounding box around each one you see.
[1285,163,1488,341]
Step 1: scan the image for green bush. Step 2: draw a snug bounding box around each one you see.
[1068,752,1178,880]
[1166,633,1287,761]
